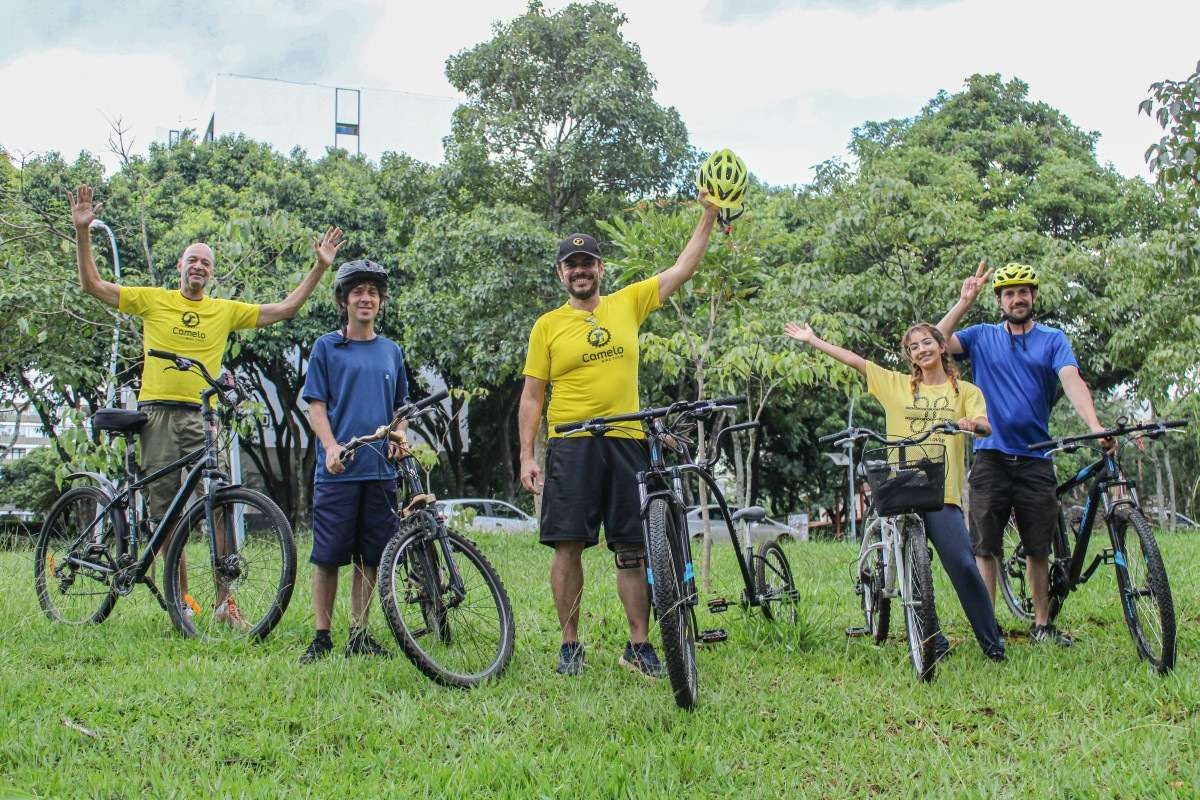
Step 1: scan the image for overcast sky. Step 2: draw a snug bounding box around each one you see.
[2,0,1196,186]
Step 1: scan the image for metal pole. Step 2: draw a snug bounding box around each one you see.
[89,220,121,407]
[847,396,857,544]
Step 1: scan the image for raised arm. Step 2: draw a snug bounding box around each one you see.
[783,322,867,376]
[656,193,720,303]
[68,185,120,307]
[256,226,345,327]
[518,376,548,494]
[937,259,992,355]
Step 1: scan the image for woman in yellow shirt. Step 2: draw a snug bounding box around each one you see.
[785,321,1006,662]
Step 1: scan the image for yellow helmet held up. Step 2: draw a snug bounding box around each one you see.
[696,149,748,210]
[992,262,1039,292]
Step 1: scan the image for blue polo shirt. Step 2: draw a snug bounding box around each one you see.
[955,322,1079,459]
[302,332,409,482]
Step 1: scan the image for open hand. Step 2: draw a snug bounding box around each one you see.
[313,226,346,269]
[67,185,99,229]
[783,321,816,345]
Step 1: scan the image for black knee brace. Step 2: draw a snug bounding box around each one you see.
[613,544,646,570]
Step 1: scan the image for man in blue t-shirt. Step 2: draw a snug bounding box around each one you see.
[938,261,1108,647]
[299,260,409,663]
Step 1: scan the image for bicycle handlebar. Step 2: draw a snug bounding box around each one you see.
[1028,419,1188,452]
[554,395,747,435]
[339,389,451,461]
[147,349,244,406]
[819,422,972,449]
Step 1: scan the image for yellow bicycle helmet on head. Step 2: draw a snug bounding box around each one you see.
[992,262,1039,292]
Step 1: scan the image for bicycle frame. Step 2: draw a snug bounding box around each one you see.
[1051,452,1140,593]
[857,514,914,604]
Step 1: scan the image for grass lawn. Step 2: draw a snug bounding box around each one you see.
[2,527,1199,798]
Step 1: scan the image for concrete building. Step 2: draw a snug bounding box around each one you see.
[158,73,459,164]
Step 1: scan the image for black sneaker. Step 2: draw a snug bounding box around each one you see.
[300,632,333,664]
[619,641,666,679]
[555,641,585,675]
[987,649,1007,663]
[934,634,951,663]
[1030,623,1074,648]
[345,628,392,658]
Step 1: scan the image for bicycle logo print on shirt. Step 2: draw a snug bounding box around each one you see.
[180,311,200,328]
[583,314,616,356]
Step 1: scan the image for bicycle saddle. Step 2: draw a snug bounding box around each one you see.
[92,408,149,434]
[731,506,767,523]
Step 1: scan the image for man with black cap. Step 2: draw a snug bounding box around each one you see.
[519,192,718,678]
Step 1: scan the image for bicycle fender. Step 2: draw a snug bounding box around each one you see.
[64,471,119,497]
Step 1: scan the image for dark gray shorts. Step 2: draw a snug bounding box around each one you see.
[967,450,1058,559]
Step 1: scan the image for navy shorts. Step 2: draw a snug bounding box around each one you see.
[539,436,647,550]
[311,480,398,567]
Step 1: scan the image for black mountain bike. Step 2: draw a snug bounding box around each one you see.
[339,390,515,688]
[557,396,800,710]
[34,350,296,641]
[998,418,1187,674]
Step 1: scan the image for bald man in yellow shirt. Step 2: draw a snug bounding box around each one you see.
[70,184,344,629]
[519,193,718,679]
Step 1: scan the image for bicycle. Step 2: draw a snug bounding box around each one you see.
[556,396,800,710]
[338,389,515,688]
[996,418,1187,674]
[820,422,974,682]
[34,349,296,641]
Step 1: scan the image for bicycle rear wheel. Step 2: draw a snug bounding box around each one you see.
[163,487,296,642]
[34,486,122,625]
[858,512,890,643]
[901,519,938,682]
[998,518,1035,623]
[1112,508,1175,674]
[378,516,515,687]
[646,497,697,710]
[755,538,798,624]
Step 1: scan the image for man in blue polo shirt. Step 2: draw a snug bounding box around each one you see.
[938,261,1108,647]
[300,260,409,663]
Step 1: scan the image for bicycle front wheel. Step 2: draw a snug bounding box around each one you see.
[998,518,1035,623]
[34,486,123,625]
[1113,508,1176,674]
[755,538,798,624]
[901,519,938,682]
[163,487,296,642]
[378,516,515,688]
[646,497,697,710]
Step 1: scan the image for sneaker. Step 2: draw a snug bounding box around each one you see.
[619,641,666,679]
[1030,623,1074,647]
[345,628,392,658]
[987,649,1007,663]
[933,634,951,663]
[300,632,333,664]
[181,593,201,621]
[214,596,250,633]
[555,641,586,675]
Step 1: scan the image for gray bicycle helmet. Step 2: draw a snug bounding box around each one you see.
[333,259,388,301]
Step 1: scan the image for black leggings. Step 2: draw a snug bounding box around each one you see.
[922,504,1005,658]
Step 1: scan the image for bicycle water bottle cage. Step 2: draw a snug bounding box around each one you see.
[92,409,148,436]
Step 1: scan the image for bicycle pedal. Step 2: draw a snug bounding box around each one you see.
[706,597,731,613]
[845,626,869,637]
[699,628,728,644]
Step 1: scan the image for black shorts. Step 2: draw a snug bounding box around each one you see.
[967,450,1057,559]
[311,480,399,567]
[539,436,648,550]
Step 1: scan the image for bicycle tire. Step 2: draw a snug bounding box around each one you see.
[858,512,890,643]
[901,519,938,682]
[378,516,515,687]
[998,518,1035,623]
[163,486,296,642]
[755,538,798,624]
[34,485,123,625]
[1112,508,1176,674]
[646,497,698,710]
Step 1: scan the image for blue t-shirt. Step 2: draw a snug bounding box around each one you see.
[302,332,409,483]
[955,322,1079,458]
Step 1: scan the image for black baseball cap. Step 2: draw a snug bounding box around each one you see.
[557,233,602,263]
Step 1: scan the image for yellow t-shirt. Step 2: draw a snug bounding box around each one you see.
[864,361,987,508]
[523,277,661,438]
[118,287,260,404]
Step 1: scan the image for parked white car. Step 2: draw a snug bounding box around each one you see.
[685,505,801,543]
[436,498,538,533]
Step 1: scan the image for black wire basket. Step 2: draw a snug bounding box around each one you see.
[861,443,946,516]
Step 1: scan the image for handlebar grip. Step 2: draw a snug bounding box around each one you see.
[709,395,747,407]
[1027,440,1056,451]
[147,349,178,362]
[819,430,849,445]
[554,421,585,434]
[414,388,450,411]
[1164,419,1188,428]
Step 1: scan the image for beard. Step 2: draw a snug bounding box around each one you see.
[566,277,598,300]
[1003,303,1033,324]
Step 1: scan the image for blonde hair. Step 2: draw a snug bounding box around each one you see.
[903,323,959,400]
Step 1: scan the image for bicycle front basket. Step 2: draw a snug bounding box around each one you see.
[862,443,946,516]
